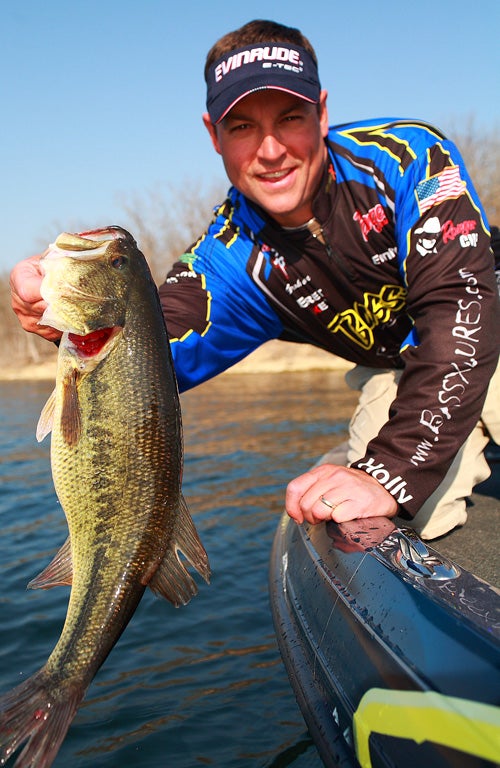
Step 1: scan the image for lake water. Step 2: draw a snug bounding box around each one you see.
[0,370,357,768]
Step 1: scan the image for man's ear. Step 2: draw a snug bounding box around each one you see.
[202,112,221,154]
[318,90,329,138]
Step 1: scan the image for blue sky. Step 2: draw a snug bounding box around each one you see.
[2,0,499,273]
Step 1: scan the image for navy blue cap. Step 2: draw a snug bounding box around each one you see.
[206,42,321,124]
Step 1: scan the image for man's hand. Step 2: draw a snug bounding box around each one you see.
[286,463,398,525]
[10,256,62,342]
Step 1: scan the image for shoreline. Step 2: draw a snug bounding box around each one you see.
[0,340,353,381]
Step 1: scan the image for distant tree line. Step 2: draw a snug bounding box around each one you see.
[451,117,500,222]
[1,119,499,367]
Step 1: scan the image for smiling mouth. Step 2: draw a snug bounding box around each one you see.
[258,168,294,182]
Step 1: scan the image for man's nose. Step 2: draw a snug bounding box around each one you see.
[256,132,287,161]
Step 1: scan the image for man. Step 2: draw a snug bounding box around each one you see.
[10,20,500,540]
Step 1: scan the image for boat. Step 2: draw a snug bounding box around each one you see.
[269,444,500,767]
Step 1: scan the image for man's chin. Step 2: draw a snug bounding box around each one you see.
[250,194,306,228]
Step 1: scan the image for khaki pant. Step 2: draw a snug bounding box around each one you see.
[344,358,500,540]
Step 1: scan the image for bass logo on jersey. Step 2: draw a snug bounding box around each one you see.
[328,284,407,350]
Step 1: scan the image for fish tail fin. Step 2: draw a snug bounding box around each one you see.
[0,668,82,768]
[149,495,210,607]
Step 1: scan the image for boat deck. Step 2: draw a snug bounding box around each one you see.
[435,452,499,587]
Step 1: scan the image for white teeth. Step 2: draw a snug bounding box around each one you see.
[262,170,288,179]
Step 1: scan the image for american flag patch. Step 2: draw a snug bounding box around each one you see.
[416,166,465,214]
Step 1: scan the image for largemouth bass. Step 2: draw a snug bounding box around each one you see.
[0,226,210,767]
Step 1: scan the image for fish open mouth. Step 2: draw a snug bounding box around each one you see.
[68,327,120,357]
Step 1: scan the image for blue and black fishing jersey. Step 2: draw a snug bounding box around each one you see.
[159,118,500,516]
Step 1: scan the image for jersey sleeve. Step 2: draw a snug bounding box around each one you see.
[158,216,283,392]
[350,134,500,517]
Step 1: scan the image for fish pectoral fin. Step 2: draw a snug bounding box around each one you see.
[28,536,73,589]
[149,495,210,608]
[36,388,57,442]
[36,371,82,445]
[61,369,82,446]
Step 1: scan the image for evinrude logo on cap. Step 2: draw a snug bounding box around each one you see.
[214,47,304,82]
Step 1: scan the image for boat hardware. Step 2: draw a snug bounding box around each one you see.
[392,527,460,580]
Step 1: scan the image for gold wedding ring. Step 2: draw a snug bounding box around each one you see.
[320,495,337,510]
[320,496,347,516]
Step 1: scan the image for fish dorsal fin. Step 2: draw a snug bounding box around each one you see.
[148,495,210,607]
[36,388,57,442]
[28,536,73,589]
[61,369,82,447]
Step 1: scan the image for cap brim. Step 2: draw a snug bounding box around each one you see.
[214,82,318,124]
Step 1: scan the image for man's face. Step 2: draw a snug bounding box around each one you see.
[203,89,329,227]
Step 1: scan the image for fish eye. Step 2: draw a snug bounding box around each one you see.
[111,255,127,269]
